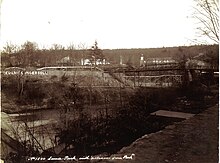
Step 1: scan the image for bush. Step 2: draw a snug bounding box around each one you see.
[184,81,209,101]
[22,83,46,105]
[50,75,57,80]
[61,74,69,82]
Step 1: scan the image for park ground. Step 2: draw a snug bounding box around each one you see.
[101,104,219,163]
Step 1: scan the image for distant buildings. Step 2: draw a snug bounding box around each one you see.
[138,53,214,69]
[140,54,145,67]
[139,56,178,67]
[56,56,110,66]
[145,57,177,65]
[56,56,73,66]
[81,58,110,66]
[186,53,212,69]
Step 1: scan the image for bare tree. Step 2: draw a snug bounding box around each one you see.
[2,42,19,54]
[50,43,65,51]
[67,42,76,50]
[1,42,21,67]
[193,0,219,43]
[78,43,88,66]
[67,43,78,66]
[77,42,87,50]
[20,41,38,66]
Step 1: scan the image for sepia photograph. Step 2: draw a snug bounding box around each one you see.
[0,0,219,162]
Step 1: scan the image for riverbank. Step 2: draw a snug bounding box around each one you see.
[102,104,218,163]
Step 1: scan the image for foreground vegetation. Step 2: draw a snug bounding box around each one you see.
[1,42,218,162]
[2,71,218,163]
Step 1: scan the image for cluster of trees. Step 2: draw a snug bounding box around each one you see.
[54,86,180,156]
[2,41,218,69]
[1,41,104,68]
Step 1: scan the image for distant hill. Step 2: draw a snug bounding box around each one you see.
[1,44,218,68]
[102,44,219,66]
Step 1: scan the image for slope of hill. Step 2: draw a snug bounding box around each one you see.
[1,45,218,68]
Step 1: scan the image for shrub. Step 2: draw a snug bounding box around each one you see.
[61,74,69,82]
[50,75,57,80]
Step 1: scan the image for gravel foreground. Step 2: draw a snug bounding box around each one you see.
[101,104,219,163]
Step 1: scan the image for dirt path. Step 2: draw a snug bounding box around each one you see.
[101,104,218,163]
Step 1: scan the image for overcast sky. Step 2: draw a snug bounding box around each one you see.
[0,0,204,49]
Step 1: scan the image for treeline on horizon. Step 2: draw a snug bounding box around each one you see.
[1,41,219,68]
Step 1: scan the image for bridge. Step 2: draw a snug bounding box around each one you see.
[103,64,218,88]
[2,65,218,88]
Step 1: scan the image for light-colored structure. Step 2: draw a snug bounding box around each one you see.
[140,54,145,67]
